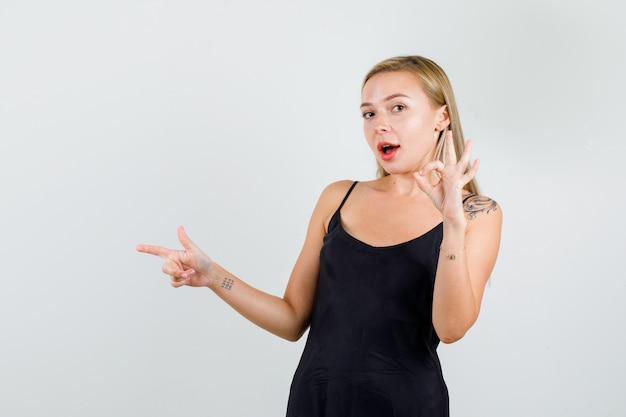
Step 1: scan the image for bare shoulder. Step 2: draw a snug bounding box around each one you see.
[462,193,502,248]
[315,180,357,230]
[462,193,502,222]
[319,180,356,205]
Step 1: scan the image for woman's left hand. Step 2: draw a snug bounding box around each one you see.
[413,130,479,226]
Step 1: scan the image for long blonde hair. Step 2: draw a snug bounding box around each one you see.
[363,56,479,195]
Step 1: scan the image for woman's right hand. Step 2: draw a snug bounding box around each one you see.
[137,226,213,288]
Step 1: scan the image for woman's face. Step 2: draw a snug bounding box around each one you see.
[360,71,448,175]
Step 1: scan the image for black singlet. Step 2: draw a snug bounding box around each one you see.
[286,181,449,417]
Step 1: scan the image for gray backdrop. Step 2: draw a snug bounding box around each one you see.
[1,0,624,416]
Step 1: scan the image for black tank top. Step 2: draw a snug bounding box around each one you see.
[287,182,449,417]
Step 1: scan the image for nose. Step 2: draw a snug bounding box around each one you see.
[374,114,390,133]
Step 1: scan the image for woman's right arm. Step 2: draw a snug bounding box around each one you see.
[136,181,353,342]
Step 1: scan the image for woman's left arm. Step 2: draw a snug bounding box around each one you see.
[433,196,502,343]
[414,131,503,343]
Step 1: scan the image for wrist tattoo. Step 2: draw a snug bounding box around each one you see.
[220,277,234,291]
[463,195,498,220]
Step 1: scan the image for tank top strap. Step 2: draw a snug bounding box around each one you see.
[337,181,359,211]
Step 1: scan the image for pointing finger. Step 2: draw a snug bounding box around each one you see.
[136,244,173,258]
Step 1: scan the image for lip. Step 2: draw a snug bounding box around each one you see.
[377,141,400,161]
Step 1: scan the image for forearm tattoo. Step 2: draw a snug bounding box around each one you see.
[220,277,234,291]
[463,195,498,220]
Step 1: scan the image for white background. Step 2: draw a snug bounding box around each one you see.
[1,0,624,416]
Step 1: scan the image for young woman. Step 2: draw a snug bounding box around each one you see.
[137,55,502,416]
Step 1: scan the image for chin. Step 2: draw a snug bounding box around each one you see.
[379,162,416,175]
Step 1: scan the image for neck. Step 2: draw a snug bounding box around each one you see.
[381,173,423,196]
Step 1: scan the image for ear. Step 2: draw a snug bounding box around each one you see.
[435,105,450,132]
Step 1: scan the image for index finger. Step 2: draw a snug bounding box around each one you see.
[136,244,174,258]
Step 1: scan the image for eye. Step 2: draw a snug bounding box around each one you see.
[392,104,405,112]
[362,111,375,119]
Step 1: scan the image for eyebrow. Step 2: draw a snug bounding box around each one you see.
[360,93,410,108]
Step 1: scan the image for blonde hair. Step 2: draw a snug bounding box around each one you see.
[363,56,479,195]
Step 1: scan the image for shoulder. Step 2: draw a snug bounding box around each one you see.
[318,180,357,204]
[462,193,502,222]
[462,193,502,246]
[314,180,357,231]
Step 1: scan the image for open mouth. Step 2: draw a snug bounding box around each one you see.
[379,143,399,154]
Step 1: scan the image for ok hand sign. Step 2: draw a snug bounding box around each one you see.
[413,130,479,225]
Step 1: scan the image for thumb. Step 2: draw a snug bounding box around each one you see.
[177,226,197,250]
[413,171,432,194]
